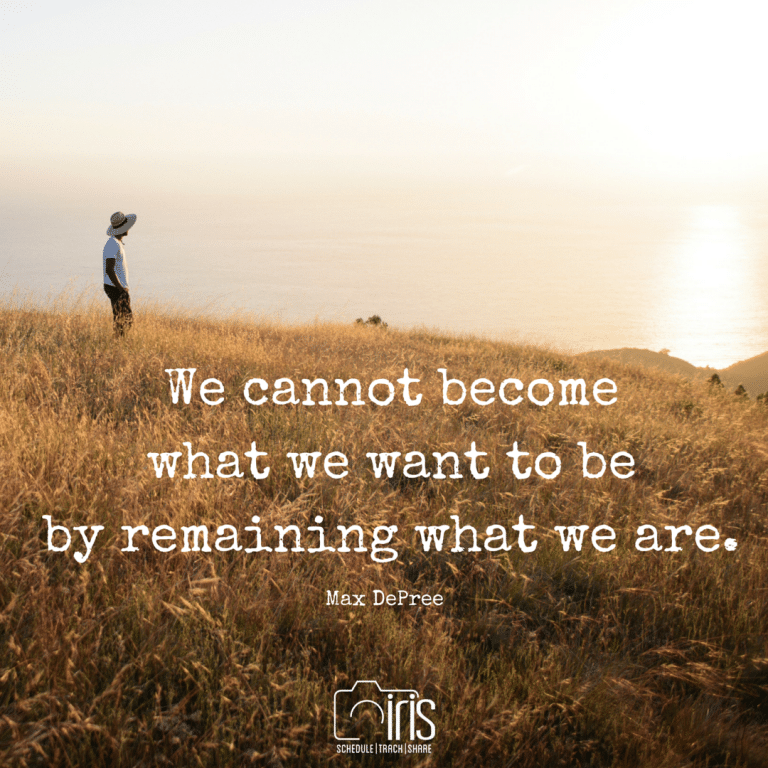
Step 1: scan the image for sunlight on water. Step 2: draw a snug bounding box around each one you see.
[660,205,759,367]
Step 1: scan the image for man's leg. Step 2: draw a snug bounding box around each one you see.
[115,290,133,335]
[104,284,132,336]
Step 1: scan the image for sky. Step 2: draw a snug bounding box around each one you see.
[3,0,768,191]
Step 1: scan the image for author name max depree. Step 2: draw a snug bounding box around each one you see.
[326,590,443,607]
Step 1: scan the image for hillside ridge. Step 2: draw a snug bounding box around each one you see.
[580,346,768,397]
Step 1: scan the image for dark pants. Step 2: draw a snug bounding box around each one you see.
[104,284,133,335]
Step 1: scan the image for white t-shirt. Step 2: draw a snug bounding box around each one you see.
[103,236,129,290]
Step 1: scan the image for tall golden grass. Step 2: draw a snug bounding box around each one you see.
[2,294,768,766]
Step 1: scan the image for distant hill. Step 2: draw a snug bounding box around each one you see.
[579,348,706,379]
[722,351,768,397]
[580,347,768,398]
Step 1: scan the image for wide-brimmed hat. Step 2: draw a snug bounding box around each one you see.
[106,211,137,236]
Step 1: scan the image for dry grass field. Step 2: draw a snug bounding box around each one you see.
[2,294,768,767]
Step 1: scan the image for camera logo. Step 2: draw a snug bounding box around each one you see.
[334,680,436,743]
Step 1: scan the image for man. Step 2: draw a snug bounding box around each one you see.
[103,211,136,335]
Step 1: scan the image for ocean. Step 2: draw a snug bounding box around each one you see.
[2,175,767,369]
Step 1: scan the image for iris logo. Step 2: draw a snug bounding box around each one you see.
[334,680,436,743]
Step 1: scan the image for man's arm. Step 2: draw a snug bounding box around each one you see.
[105,258,128,292]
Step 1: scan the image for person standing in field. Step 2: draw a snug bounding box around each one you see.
[103,211,136,335]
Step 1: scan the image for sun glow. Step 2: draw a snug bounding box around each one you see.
[580,1,768,173]
[660,204,758,367]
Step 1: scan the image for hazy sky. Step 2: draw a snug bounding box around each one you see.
[3,0,768,188]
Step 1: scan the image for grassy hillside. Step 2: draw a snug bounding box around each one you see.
[723,351,768,398]
[2,298,768,767]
